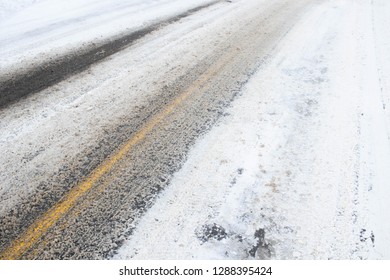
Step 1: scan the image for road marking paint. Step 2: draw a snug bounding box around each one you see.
[0,47,239,260]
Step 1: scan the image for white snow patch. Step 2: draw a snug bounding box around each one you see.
[0,0,41,21]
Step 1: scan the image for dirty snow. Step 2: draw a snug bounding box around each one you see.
[114,0,390,260]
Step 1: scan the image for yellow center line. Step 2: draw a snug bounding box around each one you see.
[0,47,238,260]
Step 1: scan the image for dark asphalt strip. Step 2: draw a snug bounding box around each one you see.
[0,1,221,108]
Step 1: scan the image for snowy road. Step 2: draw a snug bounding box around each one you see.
[1,0,390,260]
